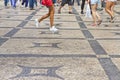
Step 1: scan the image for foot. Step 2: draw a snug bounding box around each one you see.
[97,20,102,25]
[69,12,73,14]
[91,23,97,26]
[35,19,39,27]
[81,11,84,14]
[110,16,115,23]
[50,26,58,33]
[58,10,61,14]
[30,8,35,10]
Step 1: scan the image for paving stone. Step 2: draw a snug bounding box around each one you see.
[0,1,120,80]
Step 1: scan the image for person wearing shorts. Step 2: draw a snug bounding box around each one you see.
[35,0,58,33]
[88,0,102,26]
[105,0,117,23]
[58,0,73,14]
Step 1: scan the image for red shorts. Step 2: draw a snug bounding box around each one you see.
[42,0,53,6]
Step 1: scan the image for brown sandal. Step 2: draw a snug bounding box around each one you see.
[98,20,102,25]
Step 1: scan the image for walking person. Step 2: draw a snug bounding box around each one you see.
[35,0,58,33]
[105,0,117,23]
[88,0,102,26]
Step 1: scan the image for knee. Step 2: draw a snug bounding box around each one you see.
[105,7,110,12]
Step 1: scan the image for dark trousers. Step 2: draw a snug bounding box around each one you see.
[29,0,34,9]
[81,0,85,11]
[4,0,9,6]
[22,0,28,7]
[72,0,80,6]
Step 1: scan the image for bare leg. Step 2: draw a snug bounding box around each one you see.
[49,5,55,27]
[68,6,72,13]
[91,4,98,24]
[111,2,115,17]
[38,12,50,23]
[105,1,114,18]
[96,11,101,20]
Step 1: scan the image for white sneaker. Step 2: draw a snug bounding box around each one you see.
[21,5,24,8]
[35,19,39,27]
[50,26,58,33]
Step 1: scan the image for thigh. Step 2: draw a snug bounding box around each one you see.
[91,4,97,11]
[106,1,112,9]
[111,2,115,10]
[48,5,54,14]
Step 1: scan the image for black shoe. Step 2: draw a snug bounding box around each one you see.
[69,12,73,14]
[30,8,35,10]
[81,11,84,14]
[58,10,61,14]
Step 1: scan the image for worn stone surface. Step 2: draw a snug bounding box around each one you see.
[0,1,120,80]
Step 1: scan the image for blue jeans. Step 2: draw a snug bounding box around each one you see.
[4,0,9,6]
[90,0,100,4]
[10,0,17,8]
[29,0,34,9]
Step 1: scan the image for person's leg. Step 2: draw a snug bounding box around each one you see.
[25,0,28,7]
[95,7,102,25]
[21,0,25,6]
[81,0,85,14]
[58,6,63,13]
[68,0,72,13]
[105,1,113,18]
[76,0,80,6]
[58,0,65,13]
[10,0,13,7]
[49,5,55,27]
[13,0,16,8]
[38,5,54,26]
[49,5,58,32]
[68,6,72,13]
[4,0,7,7]
[91,4,98,25]
[34,0,37,7]
[72,0,74,5]
[38,13,49,23]
[29,0,34,9]
[111,2,115,17]
[35,8,50,27]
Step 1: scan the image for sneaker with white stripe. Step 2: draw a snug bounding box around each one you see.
[35,19,39,27]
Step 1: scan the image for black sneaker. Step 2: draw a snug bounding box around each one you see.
[69,12,73,14]
[81,11,84,14]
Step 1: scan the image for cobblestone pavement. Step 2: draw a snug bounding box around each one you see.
[0,1,120,80]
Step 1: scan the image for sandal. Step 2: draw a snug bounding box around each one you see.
[91,23,97,26]
[98,20,102,25]
[109,16,115,23]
